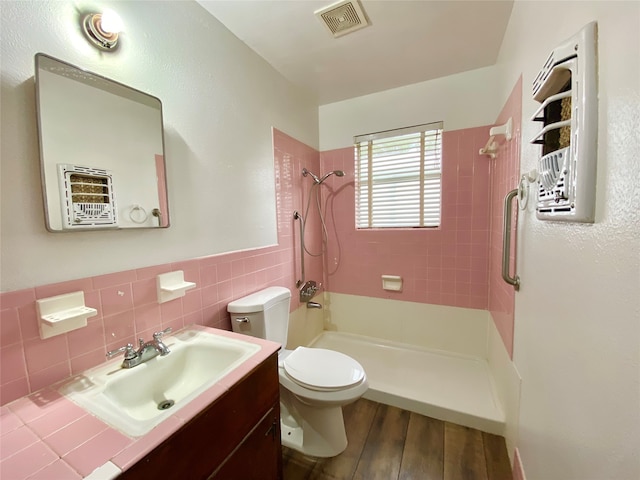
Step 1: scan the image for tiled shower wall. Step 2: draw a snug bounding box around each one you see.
[488,77,522,358]
[0,128,320,405]
[320,127,493,309]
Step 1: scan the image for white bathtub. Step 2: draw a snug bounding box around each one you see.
[309,330,505,435]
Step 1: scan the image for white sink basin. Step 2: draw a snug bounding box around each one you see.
[58,327,260,437]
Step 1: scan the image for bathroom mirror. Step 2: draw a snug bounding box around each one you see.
[35,53,170,231]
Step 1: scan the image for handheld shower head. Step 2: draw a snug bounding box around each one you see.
[318,170,345,184]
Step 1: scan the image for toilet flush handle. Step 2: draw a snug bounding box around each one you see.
[235,317,250,323]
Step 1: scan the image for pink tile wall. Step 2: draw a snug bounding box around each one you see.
[0,128,318,406]
[273,128,323,290]
[513,448,527,480]
[320,127,492,309]
[488,77,522,358]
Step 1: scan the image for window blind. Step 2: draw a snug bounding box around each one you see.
[354,121,443,228]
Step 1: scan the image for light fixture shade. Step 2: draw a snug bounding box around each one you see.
[100,10,123,34]
[82,12,121,50]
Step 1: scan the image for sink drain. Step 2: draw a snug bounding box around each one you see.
[157,399,175,410]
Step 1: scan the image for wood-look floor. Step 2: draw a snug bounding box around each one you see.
[282,398,512,480]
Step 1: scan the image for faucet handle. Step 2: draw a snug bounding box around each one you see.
[153,327,172,340]
[106,343,137,360]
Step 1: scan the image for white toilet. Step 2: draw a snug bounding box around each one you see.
[227,286,368,458]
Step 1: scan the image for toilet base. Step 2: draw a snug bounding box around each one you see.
[280,392,348,458]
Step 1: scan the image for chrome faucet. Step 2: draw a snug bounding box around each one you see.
[107,327,172,368]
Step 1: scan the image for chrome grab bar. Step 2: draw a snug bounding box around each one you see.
[293,211,305,288]
[502,189,520,291]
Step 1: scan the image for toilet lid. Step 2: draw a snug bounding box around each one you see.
[283,347,365,390]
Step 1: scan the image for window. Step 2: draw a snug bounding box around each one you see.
[354,121,443,229]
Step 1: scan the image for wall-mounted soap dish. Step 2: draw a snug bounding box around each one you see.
[36,291,97,339]
[157,271,196,304]
[382,275,403,291]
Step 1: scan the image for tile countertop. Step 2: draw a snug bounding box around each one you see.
[0,326,281,480]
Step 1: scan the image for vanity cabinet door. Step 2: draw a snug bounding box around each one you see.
[118,353,280,480]
[210,404,282,480]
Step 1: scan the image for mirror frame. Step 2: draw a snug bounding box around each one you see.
[34,53,170,232]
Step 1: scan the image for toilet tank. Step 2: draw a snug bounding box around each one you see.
[227,286,291,346]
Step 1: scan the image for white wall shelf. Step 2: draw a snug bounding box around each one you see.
[157,270,196,304]
[36,291,97,339]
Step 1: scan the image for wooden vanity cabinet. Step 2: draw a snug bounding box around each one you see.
[119,353,282,480]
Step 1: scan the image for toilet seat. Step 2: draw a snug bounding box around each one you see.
[283,347,365,392]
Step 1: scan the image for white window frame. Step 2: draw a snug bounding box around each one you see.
[354,121,443,229]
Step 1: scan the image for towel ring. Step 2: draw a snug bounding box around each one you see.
[129,205,148,224]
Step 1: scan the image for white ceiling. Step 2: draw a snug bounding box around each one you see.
[198,0,513,105]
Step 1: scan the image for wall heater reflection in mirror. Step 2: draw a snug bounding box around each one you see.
[530,21,598,222]
[57,164,118,229]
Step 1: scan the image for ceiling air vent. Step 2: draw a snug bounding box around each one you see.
[315,0,370,38]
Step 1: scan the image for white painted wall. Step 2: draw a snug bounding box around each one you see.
[318,65,501,151]
[0,0,318,291]
[496,2,640,479]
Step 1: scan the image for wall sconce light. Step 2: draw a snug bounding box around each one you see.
[82,9,123,51]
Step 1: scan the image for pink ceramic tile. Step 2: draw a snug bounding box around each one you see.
[18,303,40,341]
[83,290,101,317]
[62,427,132,477]
[0,343,28,384]
[91,270,137,290]
[66,318,105,357]
[70,348,106,375]
[27,400,87,438]
[200,305,219,327]
[7,385,65,422]
[181,267,201,286]
[131,277,157,306]
[44,413,107,457]
[170,258,201,273]
[27,459,82,479]
[23,336,69,375]
[0,424,39,459]
[135,264,172,280]
[102,311,135,348]
[0,289,35,310]
[0,406,24,435]
[200,264,217,286]
[487,77,521,358]
[182,289,202,314]
[0,378,30,406]
[28,362,71,393]
[0,309,22,348]
[231,276,251,299]
[160,298,182,323]
[0,440,57,479]
[99,284,134,318]
[34,279,93,301]
[513,448,526,480]
[200,281,222,307]
[216,261,232,280]
[161,315,184,333]
[183,310,204,328]
[199,254,221,267]
[133,303,161,335]
[111,415,183,471]
[231,259,245,278]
